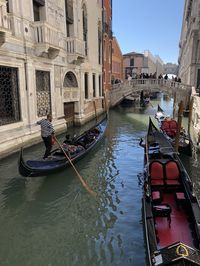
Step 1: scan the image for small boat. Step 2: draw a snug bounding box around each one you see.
[142,118,200,266]
[18,114,108,177]
[155,105,192,156]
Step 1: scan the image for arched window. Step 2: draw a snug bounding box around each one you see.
[82,4,88,56]
[63,71,78,87]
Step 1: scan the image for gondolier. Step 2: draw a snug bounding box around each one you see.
[37,114,55,159]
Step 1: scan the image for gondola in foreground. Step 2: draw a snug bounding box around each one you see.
[155,104,192,156]
[142,118,200,266]
[18,114,108,177]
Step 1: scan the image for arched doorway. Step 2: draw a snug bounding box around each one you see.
[63,71,78,123]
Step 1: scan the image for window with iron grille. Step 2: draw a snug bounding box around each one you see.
[0,66,21,126]
[36,70,51,117]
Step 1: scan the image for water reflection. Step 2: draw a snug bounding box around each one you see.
[0,95,199,265]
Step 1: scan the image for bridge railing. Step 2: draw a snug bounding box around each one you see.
[110,79,193,107]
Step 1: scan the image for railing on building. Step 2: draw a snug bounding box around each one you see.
[65,37,85,57]
[33,22,60,47]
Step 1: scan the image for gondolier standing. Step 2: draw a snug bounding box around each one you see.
[37,114,55,159]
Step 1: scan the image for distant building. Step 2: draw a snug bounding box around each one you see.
[123,50,163,79]
[123,52,144,79]
[111,37,123,83]
[163,63,178,75]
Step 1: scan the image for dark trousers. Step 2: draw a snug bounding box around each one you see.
[42,136,52,159]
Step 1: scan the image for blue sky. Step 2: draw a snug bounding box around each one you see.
[112,0,184,64]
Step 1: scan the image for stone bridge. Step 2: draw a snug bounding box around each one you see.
[109,79,193,108]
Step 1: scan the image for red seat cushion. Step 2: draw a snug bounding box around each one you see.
[152,191,161,201]
[165,161,180,180]
[176,192,185,200]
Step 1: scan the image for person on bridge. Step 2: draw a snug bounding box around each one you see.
[37,114,55,159]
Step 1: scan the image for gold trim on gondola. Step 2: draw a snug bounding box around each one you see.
[176,244,189,257]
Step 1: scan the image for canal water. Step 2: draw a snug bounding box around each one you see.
[0,95,200,266]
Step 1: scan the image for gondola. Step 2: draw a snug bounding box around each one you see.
[155,105,192,156]
[142,118,200,266]
[18,114,108,177]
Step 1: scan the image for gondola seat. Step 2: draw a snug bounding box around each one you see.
[165,160,181,186]
[174,192,186,209]
[153,203,172,228]
[149,161,164,186]
[152,191,162,203]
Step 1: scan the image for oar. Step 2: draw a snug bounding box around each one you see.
[54,136,96,197]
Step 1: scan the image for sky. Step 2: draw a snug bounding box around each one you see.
[112,0,184,64]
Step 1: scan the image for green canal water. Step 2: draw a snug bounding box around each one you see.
[0,95,199,266]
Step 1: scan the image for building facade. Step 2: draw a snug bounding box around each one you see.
[178,0,200,87]
[103,0,112,92]
[111,36,123,83]
[0,0,104,157]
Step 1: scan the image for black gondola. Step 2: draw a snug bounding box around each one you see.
[142,118,200,266]
[155,105,192,156]
[18,114,108,177]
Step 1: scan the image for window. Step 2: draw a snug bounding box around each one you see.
[84,73,89,99]
[98,22,102,64]
[36,70,51,117]
[65,0,73,37]
[99,75,102,96]
[33,0,45,21]
[0,66,20,126]
[63,72,78,87]
[82,4,88,56]
[93,74,96,97]
[130,58,134,66]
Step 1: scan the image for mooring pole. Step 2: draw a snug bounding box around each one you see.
[188,97,194,135]
[175,101,184,153]
[173,92,177,119]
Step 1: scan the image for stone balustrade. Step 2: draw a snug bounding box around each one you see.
[110,79,192,107]
[65,37,85,59]
[33,22,60,47]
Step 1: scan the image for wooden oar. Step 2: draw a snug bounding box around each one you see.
[54,136,96,197]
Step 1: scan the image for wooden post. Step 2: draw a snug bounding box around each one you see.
[188,97,194,135]
[93,100,98,122]
[175,101,184,152]
[173,92,177,118]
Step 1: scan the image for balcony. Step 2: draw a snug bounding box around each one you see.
[63,87,80,102]
[33,22,60,59]
[65,37,85,63]
[0,2,11,46]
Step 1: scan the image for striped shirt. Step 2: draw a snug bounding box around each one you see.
[37,119,55,138]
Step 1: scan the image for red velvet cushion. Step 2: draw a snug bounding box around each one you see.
[165,161,180,180]
[176,192,185,200]
[152,191,161,200]
[150,161,164,180]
